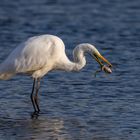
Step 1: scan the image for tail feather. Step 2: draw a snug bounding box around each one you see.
[0,61,15,80]
[0,73,14,80]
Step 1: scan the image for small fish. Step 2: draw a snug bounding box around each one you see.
[102,65,112,74]
[94,65,112,77]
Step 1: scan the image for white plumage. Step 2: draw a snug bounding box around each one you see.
[0,35,67,79]
[0,34,112,116]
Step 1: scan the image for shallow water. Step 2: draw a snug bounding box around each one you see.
[0,0,140,139]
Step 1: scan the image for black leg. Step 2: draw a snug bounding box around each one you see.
[30,78,41,118]
[30,78,37,113]
[34,78,41,113]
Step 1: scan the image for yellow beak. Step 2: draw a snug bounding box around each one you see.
[94,53,112,68]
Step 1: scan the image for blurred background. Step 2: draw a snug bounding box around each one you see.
[0,0,140,139]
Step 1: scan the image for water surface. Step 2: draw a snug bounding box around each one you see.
[0,0,140,139]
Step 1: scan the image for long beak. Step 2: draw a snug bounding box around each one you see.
[94,53,112,68]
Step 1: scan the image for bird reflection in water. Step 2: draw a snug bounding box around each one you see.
[0,117,67,140]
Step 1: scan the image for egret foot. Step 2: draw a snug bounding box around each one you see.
[31,111,40,119]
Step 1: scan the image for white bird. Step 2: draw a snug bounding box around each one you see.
[0,34,112,116]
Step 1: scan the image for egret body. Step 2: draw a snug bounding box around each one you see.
[0,34,112,116]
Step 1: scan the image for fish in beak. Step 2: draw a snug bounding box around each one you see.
[93,53,112,68]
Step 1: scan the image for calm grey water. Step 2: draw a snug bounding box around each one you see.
[0,0,140,139]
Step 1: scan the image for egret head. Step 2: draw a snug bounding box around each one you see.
[73,43,113,72]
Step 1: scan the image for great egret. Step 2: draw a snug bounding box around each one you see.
[0,34,112,116]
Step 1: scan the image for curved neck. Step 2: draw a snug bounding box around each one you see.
[57,43,95,72]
